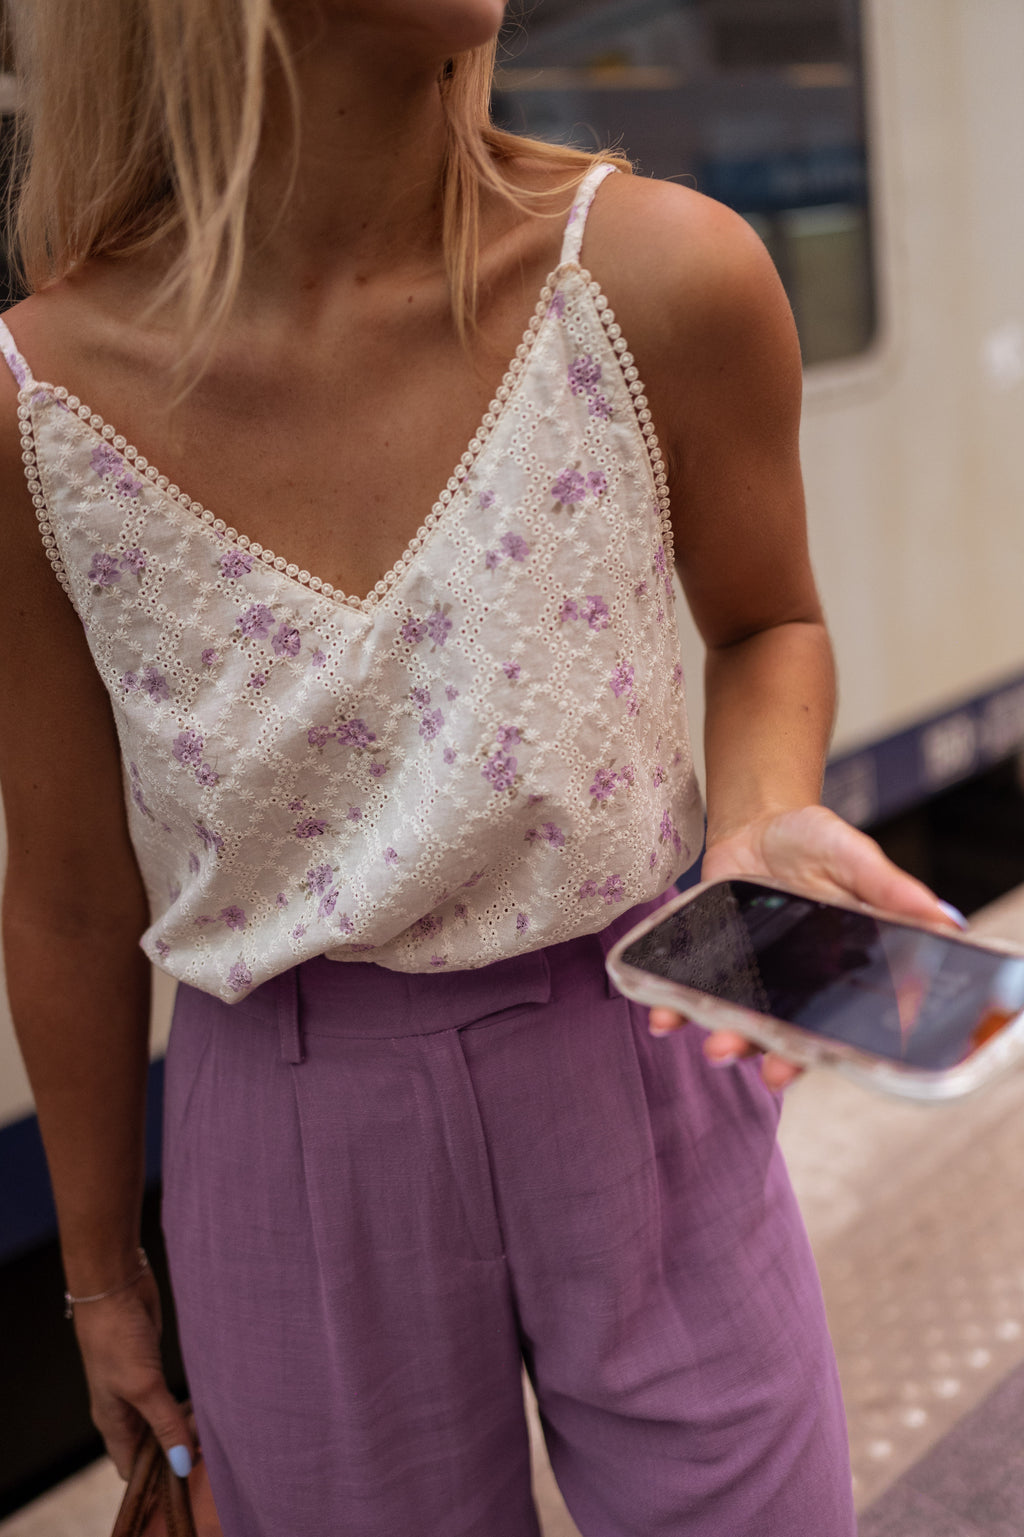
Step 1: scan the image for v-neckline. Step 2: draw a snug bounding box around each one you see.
[17,263,590,616]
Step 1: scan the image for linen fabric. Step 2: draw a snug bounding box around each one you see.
[162,902,856,1537]
[0,163,703,1000]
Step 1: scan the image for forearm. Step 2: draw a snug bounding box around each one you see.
[703,617,836,846]
[4,899,152,1295]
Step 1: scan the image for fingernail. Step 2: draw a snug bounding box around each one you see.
[938,900,969,931]
[708,1052,740,1067]
[168,1445,192,1479]
[649,1024,676,1037]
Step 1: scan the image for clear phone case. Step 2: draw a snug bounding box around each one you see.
[606,881,1024,1103]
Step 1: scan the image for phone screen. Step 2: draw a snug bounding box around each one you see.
[622,881,1024,1069]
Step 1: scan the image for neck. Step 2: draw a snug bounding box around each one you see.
[246,21,454,295]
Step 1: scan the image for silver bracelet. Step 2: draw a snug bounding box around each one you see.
[64,1248,150,1319]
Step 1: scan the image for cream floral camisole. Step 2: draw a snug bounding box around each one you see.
[1,164,704,1002]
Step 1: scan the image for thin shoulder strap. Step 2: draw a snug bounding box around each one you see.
[0,317,34,390]
[559,163,618,267]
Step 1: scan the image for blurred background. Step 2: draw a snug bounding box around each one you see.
[2,1,1024,1532]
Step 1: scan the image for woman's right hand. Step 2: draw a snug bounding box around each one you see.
[70,1267,194,1481]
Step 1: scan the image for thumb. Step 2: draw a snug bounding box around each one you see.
[136,1388,195,1479]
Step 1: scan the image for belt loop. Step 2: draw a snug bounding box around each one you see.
[276,965,304,1064]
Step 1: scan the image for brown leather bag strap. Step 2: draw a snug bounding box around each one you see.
[111,1404,199,1537]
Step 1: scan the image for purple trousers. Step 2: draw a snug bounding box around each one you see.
[162,901,855,1537]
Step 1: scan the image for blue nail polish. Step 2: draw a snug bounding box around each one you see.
[938,900,969,931]
[168,1445,192,1479]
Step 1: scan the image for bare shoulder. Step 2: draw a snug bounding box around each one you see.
[586,174,797,354]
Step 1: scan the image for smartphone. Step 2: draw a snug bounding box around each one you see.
[606,879,1024,1101]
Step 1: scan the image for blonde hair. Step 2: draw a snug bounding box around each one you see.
[6,2,630,368]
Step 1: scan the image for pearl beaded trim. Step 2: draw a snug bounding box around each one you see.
[15,263,674,612]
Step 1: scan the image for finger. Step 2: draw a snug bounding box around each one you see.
[702,1029,757,1064]
[816,815,955,926]
[761,1053,803,1090]
[133,1384,195,1480]
[649,1006,686,1035]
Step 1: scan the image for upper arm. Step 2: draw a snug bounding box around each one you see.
[0,344,148,929]
[588,179,823,650]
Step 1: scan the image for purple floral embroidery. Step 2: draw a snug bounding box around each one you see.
[411,686,431,709]
[653,545,667,576]
[310,648,327,668]
[121,672,139,692]
[634,580,648,599]
[411,914,443,940]
[346,806,363,822]
[370,761,388,778]
[220,906,246,931]
[308,725,331,748]
[653,764,667,787]
[479,489,496,510]
[481,751,517,792]
[583,595,610,631]
[499,532,529,563]
[401,617,426,644]
[88,551,123,587]
[336,914,355,935]
[609,661,634,698]
[559,598,579,623]
[227,961,252,994]
[139,667,169,701]
[587,470,608,496]
[295,817,328,839]
[4,348,27,387]
[121,548,147,575]
[194,821,224,854]
[454,902,468,920]
[272,622,301,659]
[173,729,204,768]
[419,709,444,740]
[335,718,376,749]
[306,864,333,897]
[599,875,626,904]
[484,550,501,571]
[547,290,567,320]
[293,923,307,940]
[429,955,447,968]
[276,892,289,908]
[318,888,339,920]
[155,939,171,960]
[195,763,219,788]
[502,661,521,682]
[619,762,636,786]
[219,549,254,580]
[129,777,154,821]
[659,808,683,854]
[516,912,530,933]
[384,847,399,866]
[462,870,485,889]
[551,468,587,508]
[525,822,566,848]
[578,880,598,899]
[588,394,613,421]
[188,852,201,875]
[90,444,143,498]
[496,725,521,747]
[589,767,619,802]
[649,850,658,870]
[237,603,275,639]
[443,747,457,764]
[425,609,452,647]
[248,672,267,689]
[568,354,602,396]
[288,799,305,811]
[672,663,683,687]
[201,648,220,667]
[445,685,459,701]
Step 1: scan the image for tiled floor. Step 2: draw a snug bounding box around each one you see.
[7,885,1024,1536]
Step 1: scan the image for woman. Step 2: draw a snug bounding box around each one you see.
[0,3,957,1534]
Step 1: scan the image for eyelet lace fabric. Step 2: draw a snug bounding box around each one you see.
[0,164,703,1002]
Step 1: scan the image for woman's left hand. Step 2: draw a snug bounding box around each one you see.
[647,804,967,1089]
